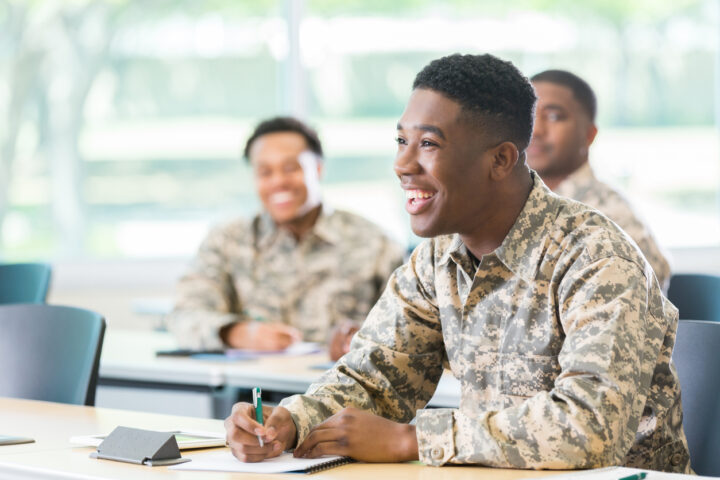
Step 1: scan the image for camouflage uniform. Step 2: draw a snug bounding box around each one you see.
[166,207,404,349]
[554,162,671,291]
[280,173,690,473]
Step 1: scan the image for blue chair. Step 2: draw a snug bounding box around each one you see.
[0,263,52,304]
[672,319,720,476]
[667,273,720,322]
[0,304,106,406]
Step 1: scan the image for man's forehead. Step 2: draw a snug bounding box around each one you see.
[534,82,578,107]
[401,88,463,121]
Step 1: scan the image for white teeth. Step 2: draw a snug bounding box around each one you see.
[270,192,293,203]
[405,189,435,200]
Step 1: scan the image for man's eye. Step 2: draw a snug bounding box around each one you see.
[395,137,407,145]
[547,112,564,122]
[421,140,437,147]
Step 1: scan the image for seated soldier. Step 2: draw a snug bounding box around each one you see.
[224,55,690,473]
[527,69,670,291]
[166,117,404,360]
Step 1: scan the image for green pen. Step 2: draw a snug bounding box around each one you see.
[618,472,647,480]
[253,387,264,447]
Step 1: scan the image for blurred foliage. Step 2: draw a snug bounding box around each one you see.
[1,0,718,258]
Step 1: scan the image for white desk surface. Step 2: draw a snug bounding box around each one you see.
[99,329,462,407]
[0,397,557,480]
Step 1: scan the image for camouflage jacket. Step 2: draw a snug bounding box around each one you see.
[280,173,690,472]
[166,206,404,349]
[555,162,671,292]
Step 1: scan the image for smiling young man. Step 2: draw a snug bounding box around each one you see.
[166,117,403,360]
[527,70,670,291]
[224,55,690,473]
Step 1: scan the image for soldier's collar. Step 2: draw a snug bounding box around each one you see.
[256,204,338,248]
[555,161,595,198]
[438,235,472,273]
[438,172,559,282]
[310,205,340,245]
[493,171,561,283]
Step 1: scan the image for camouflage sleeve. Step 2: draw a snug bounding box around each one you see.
[280,241,445,444]
[415,256,668,469]
[165,226,242,350]
[600,197,671,293]
[370,237,405,304]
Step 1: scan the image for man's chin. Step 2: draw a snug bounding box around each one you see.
[269,210,302,225]
[410,219,443,239]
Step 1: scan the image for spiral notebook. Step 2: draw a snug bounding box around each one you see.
[169,450,353,474]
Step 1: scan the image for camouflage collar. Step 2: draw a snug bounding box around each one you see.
[555,161,595,199]
[310,205,341,245]
[494,171,561,282]
[439,172,560,283]
[256,204,339,248]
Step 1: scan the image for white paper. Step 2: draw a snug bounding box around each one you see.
[531,466,712,479]
[224,342,321,359]
[169,450,345,473]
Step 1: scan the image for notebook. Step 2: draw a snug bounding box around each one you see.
[169,450,353,474]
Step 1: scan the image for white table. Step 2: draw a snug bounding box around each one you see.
[98,329,461,418]
[0,397,557,480]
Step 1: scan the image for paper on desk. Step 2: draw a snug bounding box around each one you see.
[531,466,711,479]
[191,342,321,361]
[226,341,321,358]
[169,450,343,473]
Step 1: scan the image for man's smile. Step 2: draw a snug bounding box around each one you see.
[404,188,437,214]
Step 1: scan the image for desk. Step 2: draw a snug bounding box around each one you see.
[0,397,557,479]
[98,330,461,418]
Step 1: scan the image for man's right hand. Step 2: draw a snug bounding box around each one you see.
[224,403,298,462]
[225,322,302,350]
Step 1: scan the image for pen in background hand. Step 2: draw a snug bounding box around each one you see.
[618,472,647,480]
[253,387,264,447]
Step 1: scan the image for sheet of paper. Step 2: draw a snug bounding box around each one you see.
[189,342,322,361]
[169,450,345,473]
[531,466,711,480]
[225,341,321,358]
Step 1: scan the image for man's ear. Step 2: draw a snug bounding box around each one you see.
[489,141,519,181]
[586,124,598,148]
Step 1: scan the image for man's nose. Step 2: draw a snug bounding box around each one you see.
[393,146,421,177]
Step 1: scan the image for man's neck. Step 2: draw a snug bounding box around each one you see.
[279,205,322,241]
[542,158,589,192]
[460,171,533,259]
[541,174,566,192]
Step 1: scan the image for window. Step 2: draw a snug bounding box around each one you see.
[1,0,717,261]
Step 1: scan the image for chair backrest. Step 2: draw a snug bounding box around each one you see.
[0,304,106,406]
[667,273,720,322]
[672,319,720,476]
[0,263,52,304]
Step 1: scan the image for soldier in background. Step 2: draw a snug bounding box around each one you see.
[224,54,690,473]
[166,117,404,361]
[527,69,671,291]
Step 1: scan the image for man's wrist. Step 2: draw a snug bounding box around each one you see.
[396,423,419,461]
[277,406,300,449]
[222,321,257,348]
[219,321,239,345]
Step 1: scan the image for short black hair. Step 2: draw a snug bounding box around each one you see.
[531,69,597,122]
[413,53,536,152]
[243,116,323,161]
